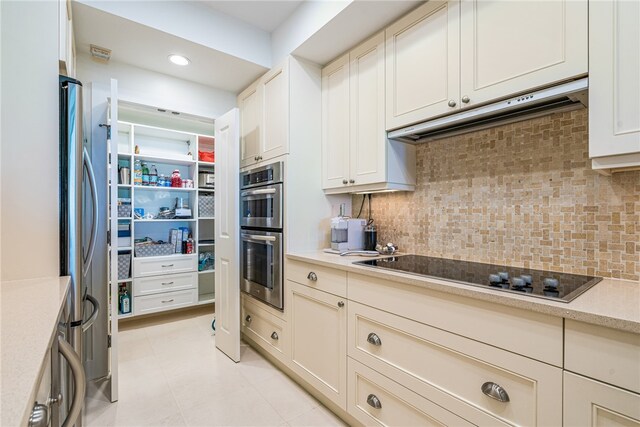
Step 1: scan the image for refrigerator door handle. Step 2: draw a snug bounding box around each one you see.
[82,293,100,333]
[83,147,99,276]
[58,335,86,427]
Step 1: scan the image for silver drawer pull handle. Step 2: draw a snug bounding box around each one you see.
[481,382,510,402]
[367,333,382,346]
[270,331,279,340]
[161,264,174,268]
[161,299,174,303]
[245,315,252,323]
[366,394,382,409]
[307,272,317,281]
[161,281,174,286]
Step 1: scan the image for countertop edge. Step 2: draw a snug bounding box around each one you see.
[286,253,640,334]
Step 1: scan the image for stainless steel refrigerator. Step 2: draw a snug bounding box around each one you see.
[59,76,107,425]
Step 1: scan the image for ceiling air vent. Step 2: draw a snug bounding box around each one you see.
[90,44,111,63]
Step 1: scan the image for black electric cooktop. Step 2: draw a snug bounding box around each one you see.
[354,255,602,302]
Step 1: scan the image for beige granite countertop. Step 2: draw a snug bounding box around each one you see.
[287,251,640,334]
[1,276,71,427]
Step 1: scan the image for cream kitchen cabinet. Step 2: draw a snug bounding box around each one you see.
[589,0,640,172]
[386,0,587,130]
[564,372,640,427]
[385,0,460,130]
[458,0,587,109]
[288,280,347,410]
[322,32,416,194]
[238,61,289,168]
[58,0,75,77]
[238,80,260,168]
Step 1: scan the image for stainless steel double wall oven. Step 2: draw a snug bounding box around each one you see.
[240,162,284,310]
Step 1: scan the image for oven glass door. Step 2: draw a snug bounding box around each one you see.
[240,184,282,229]
[241,230,283,309]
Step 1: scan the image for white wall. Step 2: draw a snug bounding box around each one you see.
[1,0,60,281]
[76,54,237,119]
[271,1,352,65]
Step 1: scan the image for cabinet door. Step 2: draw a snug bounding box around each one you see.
[385,0,460,130]
[289,280,347,410]
[350,32,386,187]
[564,372,640,427]
[260,61,289,162]
[589,0,640,160]
[321,54,351,190]
[460,0,587,108]
[238,81,260,168]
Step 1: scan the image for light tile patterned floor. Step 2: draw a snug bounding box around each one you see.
[84,309,347,427]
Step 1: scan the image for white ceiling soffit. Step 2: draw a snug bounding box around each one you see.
[292,0,424,66]
[75,0,272,68]
[198,0,304,33]
[72,2,268,93]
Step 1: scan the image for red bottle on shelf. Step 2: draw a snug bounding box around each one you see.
[171,169,182,187]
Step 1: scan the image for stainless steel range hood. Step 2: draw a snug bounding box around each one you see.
[388,78,588,144]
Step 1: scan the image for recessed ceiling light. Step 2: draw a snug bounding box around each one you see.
[168,54,190,66]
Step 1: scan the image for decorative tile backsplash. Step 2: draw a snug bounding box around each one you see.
[359,109,640,281]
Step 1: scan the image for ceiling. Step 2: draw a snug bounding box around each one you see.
[197,0,303,32]
[73,2,268,93]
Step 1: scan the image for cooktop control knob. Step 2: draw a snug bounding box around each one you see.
[489,274,502,285]
[512,277,525,289]
[498,271,509,282]
[544,278,559,289]
[520,275,532,286]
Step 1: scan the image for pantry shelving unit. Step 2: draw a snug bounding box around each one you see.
[109,119,216,318]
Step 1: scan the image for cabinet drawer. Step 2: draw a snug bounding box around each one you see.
[565,320,640,394]
[348,273,563,366]
[133,255,197,278]
[133,289,197,316]
[286,259,347,297]
[348,358,475,427]
[134,272,197,297]
[349,301,562,426]
[242,295,288,361]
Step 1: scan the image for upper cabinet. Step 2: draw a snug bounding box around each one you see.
[386,0,587,131]
[322,32,416,194]
[59,0,76,77]
[238,61,290,168]
[459,0,587,109]
[385,0,460,130]
[589,0,640,172]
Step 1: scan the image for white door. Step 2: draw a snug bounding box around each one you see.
[238,81,260,168]
[322,53,351,190]
[350,31,386,187]
[214,108,241,362]
[385,0,460,130]
[261,61,289,162]
[460,0,588,108]
[108,78,120,401]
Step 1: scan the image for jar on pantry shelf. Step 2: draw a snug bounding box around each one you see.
[171,169,182,187]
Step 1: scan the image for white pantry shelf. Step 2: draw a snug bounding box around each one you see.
[133,185,196,192]
[135,153,196,166]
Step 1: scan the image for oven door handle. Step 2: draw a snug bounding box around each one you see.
[241,188,277,197]
[242,234,277,243]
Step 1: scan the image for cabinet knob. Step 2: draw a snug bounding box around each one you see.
[29,403,48,427]
[245,315,252,323]
[337,301,345,308]
[481,382,510,402]
[367,332,382,346]
[349,179,355,184]
[270,331,279,340]
[366,394,382,409]
[307,272,318,281]
[462,95,470,104]
[448,100,457,107]
[342,179,348,185]
[254,156,258,161]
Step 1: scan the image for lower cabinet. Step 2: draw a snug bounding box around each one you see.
[288,280,347,410]
[241,295,288,362]
[564,372,640,427]
[348,357,475,427]
[133,288,197,316]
